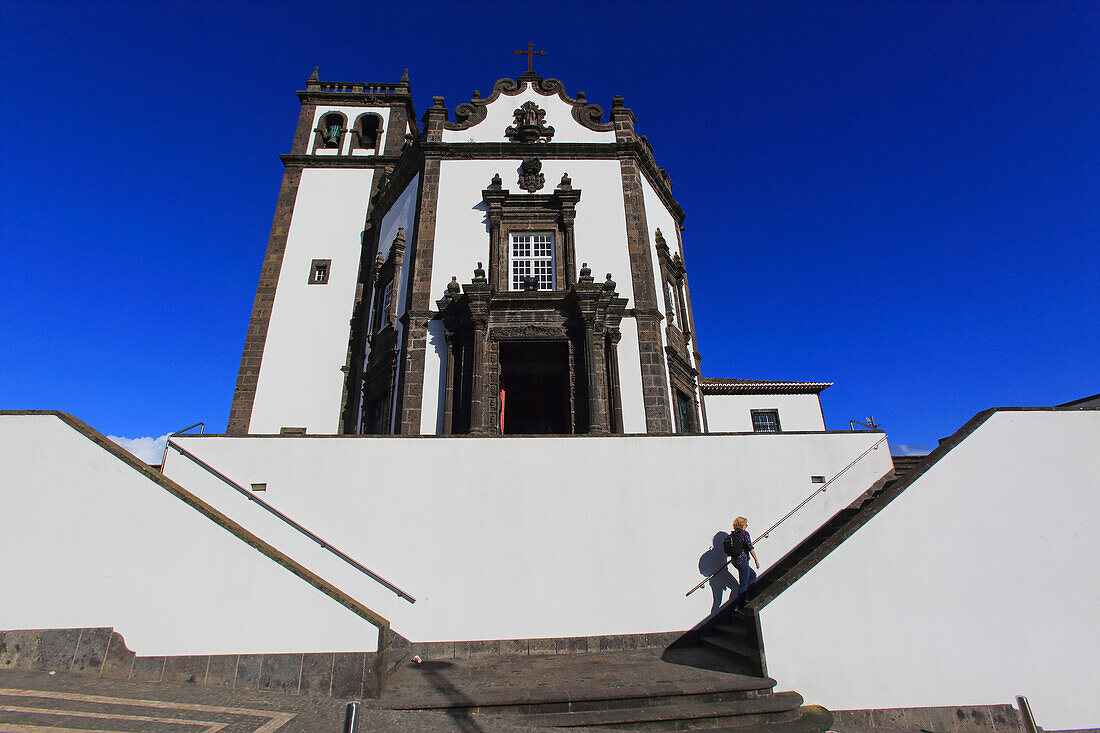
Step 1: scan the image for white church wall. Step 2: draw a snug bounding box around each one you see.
[0,414,379,656]
[249,167,374,435]
[616,317,647,433]
[305,105,394,155]
[429,159,634,304]
[704,393,826,432]
[421,159,636,433]
[760,409,1100,730]
[440,83,615,144]
[164,430,892,646]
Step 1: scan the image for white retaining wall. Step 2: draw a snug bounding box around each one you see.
[0,414,379,656]
[761,409,1100,730]
[163,430,892,644]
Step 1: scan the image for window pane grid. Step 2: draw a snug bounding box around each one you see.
[511,233,554,291]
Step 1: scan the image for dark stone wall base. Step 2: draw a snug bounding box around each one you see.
[832,704,1026,733]
[0,627,384,699]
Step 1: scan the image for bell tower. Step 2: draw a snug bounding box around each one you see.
[227,68,417,435]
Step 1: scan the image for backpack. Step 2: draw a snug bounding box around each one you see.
[723,532,743,559]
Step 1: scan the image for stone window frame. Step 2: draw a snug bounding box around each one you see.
[654,228,690,341]
[367,228,407,336]
[673,389,695,434]
[751,409,782,433]
[308,259,331,285]
[312,111,348,153]
[351,112,384,153]
[482,174,581,293]
[371,261,397,333]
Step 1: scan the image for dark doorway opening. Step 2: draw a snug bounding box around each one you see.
[500,341,571,434]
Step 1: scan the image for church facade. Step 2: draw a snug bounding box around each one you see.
[229,68,726,437]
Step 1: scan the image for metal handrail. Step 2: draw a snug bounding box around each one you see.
[686,433,889,596]
[165,437,416,604]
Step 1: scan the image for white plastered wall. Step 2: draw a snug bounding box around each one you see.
[249,167,374,435]
[421,158,639,433]
[761,410,1100,730]
[441,84,615,144]
[0,414,378,656]
[704,393,826,432]
[164,430,891,646]
[306,105,393,156]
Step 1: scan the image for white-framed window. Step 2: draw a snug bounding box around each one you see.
[751,409,781,433]
[510,232,555,291]
[375,282,393,332]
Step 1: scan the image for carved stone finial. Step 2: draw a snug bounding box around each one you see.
[505,101,555,143]
[400,68,409,83]
[654,228,669,254]
[374,252,385,267]
[612,96,624,109]
[473,261,486,282]
[579,262,594,283]
[518,158,545,193]
[308,66,319,82]
[603,273,616,291]
[393,227,406,249]
[576,91,586,102]
[472,90,481,99]
[559,172,572,190]
[488,173,503,191]
[448,276,461,294]
[433,96,446,108]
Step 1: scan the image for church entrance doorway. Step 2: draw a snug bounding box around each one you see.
[499,341,571,434]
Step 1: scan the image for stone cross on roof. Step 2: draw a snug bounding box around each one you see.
[514,42,546,74]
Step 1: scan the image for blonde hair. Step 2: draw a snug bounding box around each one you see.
[733,516,748,530]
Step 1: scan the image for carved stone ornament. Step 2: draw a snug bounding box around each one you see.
[505,101,554,143]
[518,158,545,192]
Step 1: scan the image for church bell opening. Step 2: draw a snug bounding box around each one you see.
[499,341,572,434]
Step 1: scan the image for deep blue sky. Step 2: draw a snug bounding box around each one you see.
[2,1,1097,453]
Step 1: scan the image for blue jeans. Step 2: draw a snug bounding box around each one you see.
[733,561,757,608]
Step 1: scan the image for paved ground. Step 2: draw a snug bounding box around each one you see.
[0,648,773,732]
[0,669,566,732]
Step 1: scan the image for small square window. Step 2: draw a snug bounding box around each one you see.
[309,259,331,285]
[751,409,781,433]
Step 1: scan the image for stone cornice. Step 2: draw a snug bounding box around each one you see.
[280,154,404,169]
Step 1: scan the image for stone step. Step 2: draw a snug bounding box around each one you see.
[699,634,757,663]
[516,690,804,729]
[711,621,752,638]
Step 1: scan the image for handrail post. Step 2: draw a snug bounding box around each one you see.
[1016,696,1038,733]
[343,701,360,732]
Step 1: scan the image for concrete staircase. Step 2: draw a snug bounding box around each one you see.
[379,647,832,732]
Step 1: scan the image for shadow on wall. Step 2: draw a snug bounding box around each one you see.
[699,532,737,616]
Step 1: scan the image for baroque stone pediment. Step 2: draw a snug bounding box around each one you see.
[444,75,615,133]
